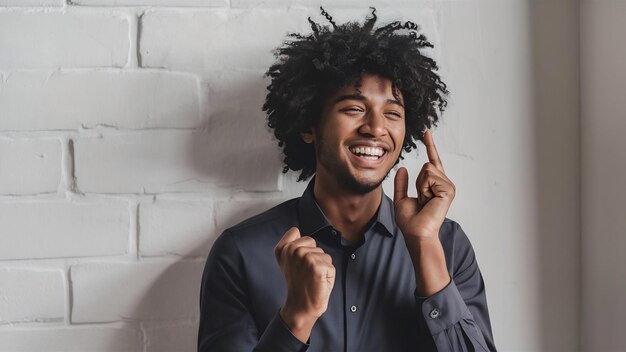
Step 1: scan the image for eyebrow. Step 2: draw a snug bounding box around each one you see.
[333,94,404,108]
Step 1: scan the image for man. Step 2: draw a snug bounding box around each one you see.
[198,7,496,351]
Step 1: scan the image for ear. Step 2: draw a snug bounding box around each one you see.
[301,130,315,144]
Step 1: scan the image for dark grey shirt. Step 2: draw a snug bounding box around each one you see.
[198,178,496,351]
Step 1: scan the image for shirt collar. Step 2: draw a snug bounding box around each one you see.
[297,176,395,238]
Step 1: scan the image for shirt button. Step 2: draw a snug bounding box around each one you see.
[350,253,356,260]
[331,229,338,236]
[429,308,440,319]
[350,305,357,313]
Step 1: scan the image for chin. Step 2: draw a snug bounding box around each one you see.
[341,174,386,194]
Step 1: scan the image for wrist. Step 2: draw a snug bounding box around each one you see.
[403,231,440,242]
[279,305,317,343]
[403,236,450,297]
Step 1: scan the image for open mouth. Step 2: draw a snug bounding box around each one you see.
[348,146,386,161]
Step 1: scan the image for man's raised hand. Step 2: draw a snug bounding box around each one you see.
[274,227,336,343]
[393,128,456,239]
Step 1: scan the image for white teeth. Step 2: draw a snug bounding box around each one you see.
[349,146,384,157]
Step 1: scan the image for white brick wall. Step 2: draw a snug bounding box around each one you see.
[139,199,214,257]
[0,1,583,351]
[74,131,204,193]
[0,0,61,6]
[0,70,201,130]
[0,10,129,68]
[0,138,61,194]
[74,0,227,6]
[0,268,64,323]
[0,200,129,260]
[139,8,311,72]
[143,320,198,352]
[0,326,142,352]
[70,261,203,322]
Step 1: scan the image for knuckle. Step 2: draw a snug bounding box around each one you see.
[294,246,308,258]
[285,243,298,257]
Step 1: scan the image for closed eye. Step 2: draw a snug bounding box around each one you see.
[341,107,364,114]
[386,111,403,118]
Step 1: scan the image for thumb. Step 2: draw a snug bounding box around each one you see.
[394,167,409,205]
[274,227,301,263]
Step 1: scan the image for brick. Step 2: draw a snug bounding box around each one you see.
[231,0,364,7]
[139,8,311,71]
[0,11,128,69]
[214,198,285,235]
[0,268,64,323]
[0,138,61,195]
[139,199,214,257]
[74,0,226,6]
[0,200,129,260]
[70,261,203,322]
[75,129,279,193]
[0,0,61,5]
[74,131,206,194]
[144,321,198,352]
[0,326,141,352]
[0,71,200,131]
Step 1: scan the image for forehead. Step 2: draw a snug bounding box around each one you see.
[329,73,404,103]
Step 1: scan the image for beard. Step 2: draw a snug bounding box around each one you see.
[337,167,387,194]
[315,139,391,195]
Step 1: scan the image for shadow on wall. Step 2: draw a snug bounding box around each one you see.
[117,200,285,351]
[529,1,581,351]
[189,69,285,192]
[96,69,286,350]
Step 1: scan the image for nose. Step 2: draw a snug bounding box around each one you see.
[358,110,387,138]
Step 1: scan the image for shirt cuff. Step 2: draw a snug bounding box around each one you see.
[256,309,310,352]
[414,276,471,334]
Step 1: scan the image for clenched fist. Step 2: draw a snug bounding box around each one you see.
[274,227,336,342]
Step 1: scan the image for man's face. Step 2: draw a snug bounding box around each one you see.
[304,73,406,194]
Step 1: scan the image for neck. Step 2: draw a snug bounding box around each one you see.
[312,172,382,245]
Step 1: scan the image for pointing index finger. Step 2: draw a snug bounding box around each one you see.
[423,128,445,173]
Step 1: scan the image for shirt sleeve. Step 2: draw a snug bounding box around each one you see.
[198,230,309,352]
[414,222,497,351]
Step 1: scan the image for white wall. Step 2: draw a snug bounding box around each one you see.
[581,1,626,351]
[0,1,582,351]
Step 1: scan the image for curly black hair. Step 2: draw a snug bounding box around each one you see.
[262,7,449,181]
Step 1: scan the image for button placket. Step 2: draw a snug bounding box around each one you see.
[344,245,359,351]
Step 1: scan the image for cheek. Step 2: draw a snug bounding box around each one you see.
[388,123,406,148]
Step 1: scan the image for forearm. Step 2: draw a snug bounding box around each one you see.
[405,236,450,297]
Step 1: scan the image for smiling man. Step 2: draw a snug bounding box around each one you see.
[198,7,496,352]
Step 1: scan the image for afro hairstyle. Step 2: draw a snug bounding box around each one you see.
[262,7,449,181]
